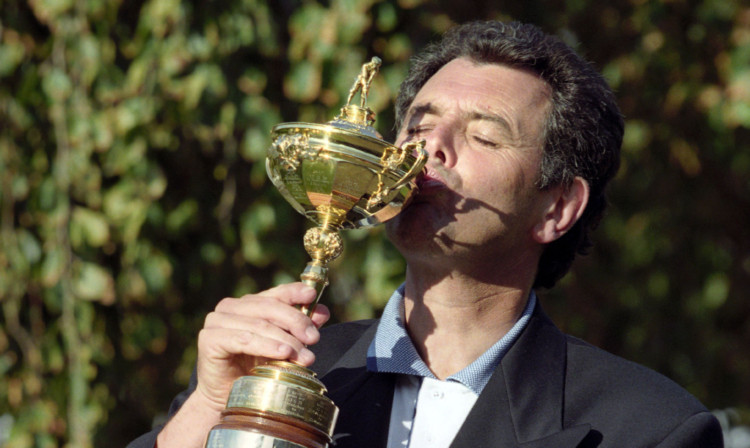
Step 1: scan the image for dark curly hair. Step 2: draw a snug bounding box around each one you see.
[395,21,623,288]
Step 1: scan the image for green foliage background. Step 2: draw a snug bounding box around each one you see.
[1,0,748,446]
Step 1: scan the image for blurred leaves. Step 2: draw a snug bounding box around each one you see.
[0,0,749,446]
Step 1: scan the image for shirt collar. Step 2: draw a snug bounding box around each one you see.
[366,284,536,395]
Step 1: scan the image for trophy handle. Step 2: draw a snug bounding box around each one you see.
[366,140,427,209]
[388,140,427,193]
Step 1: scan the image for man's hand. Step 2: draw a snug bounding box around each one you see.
[196,282,330,411]
[157,282,331,448]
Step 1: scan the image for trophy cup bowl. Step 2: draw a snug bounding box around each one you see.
[204,58,427,448]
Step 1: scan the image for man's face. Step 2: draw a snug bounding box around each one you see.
[386,57,555,269]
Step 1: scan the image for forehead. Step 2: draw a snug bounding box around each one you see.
[407,57,551,122]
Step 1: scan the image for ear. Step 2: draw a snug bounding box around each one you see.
[532,177,589,244]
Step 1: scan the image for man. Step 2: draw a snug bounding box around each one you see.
[130,21,723,447]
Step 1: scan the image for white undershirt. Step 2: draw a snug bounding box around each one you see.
[387,375,479,448]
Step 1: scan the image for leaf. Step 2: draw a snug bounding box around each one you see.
[703,273,730,310]
[283,60,322,103]
[72,261,115,304]
[139,250,172,294]
[28,0,74,24]
[165,199,199,234]
[17,229,43,265]
[40,248,65,288]
[71,207,110,248]
[41,67,72,102]
[0,32,27,78]
[240,127,268,162]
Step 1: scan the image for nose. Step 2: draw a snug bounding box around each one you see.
[422,125,457,168]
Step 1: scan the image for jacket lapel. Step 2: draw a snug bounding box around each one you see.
[451,304,593,448]
[449,362,518,447]
[319,323,394,448]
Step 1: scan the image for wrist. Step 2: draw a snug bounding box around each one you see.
[157,392,224,448]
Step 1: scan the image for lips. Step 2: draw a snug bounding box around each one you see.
[415,165,448,195]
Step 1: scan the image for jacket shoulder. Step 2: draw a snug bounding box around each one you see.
[563,335,721,446]
[565,334,706,410]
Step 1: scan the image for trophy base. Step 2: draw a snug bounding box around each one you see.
[204,361,337,448]
[206,427,310,448]
[205,402,332,448]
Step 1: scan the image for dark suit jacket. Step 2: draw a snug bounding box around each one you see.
[128,303,723,447]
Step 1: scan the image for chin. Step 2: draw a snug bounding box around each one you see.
[385,215,414,249]
[386,213,441,256]
[384,217,402,244]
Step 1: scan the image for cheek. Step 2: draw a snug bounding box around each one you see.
[499,152,541,194]
[463,153,532,197]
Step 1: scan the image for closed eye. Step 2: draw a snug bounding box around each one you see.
[471,135,500,148]
[407,126,432,138]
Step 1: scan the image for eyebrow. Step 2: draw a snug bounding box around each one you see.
[468,111,515,136]
[404,103,436,126]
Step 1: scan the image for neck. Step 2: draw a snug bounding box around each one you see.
[402,265,533,380]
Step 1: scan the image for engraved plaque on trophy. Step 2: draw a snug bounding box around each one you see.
[204,57,427,448]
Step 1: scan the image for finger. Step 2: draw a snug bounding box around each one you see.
[214,287,322,345]
[204,311,310,353]
[309,304,331,329]
[213,283,316,318]
[251,282,318,306]
[198,326,315,366]
[212,296,320,345]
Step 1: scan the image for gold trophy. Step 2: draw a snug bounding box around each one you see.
[204,58,428,448]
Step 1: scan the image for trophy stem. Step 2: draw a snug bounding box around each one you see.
[299,261,329,317]
[299,224,344,316]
